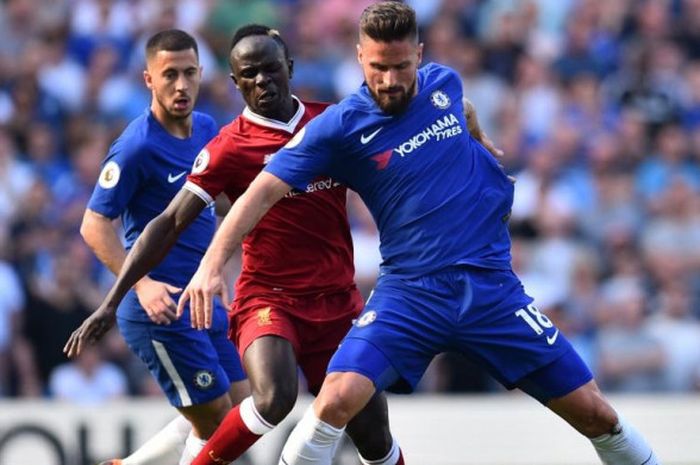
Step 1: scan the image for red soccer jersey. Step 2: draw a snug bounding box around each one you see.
[184,98,356,303]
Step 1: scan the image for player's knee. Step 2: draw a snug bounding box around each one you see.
[573,397,619,438]
[315,373,375,427]
[252,381,297,425]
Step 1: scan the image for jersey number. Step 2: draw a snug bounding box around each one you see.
[514,303,553,335]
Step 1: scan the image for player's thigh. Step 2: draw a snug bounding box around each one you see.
[516,345,594,404]
[117,316,233,409]
[293,291,362,394]
[232,298,302,409]
[230,295,305,362]
[328,276,451,393]
[243,335,298,395]
[454,267,583,393]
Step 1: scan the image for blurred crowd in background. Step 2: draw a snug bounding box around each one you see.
[2,0,700,404]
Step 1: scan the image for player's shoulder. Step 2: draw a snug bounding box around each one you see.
[110,111,152,157]
[192,111,218,132]
[419,62,461,88]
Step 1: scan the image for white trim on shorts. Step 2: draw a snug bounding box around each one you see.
[152,340,192,407]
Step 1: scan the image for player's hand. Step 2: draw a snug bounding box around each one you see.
[134,275,181,325]
[177,263,229,330]
[63,304,117,359]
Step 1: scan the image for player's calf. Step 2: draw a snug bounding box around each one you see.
[547,380,619,438]
[547,381,661,465]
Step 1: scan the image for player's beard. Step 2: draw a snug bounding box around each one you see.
[370,79,416,115]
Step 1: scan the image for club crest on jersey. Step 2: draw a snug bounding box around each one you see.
[257,306,273,326]
[431,90,451,109]
[98,161,120,189]
[355,310,377,327]
[192,149,210,174]
[285,126,306,149]
[193,370,215,390]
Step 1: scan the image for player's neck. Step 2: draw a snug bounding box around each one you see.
[151,106,193,139]
[264,95,297,123]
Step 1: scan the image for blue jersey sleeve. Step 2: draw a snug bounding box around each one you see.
[264,105,344,190]
[87,138,149,219]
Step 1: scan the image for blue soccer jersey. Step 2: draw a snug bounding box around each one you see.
[87,109,245,406]
[266,63,514,277]
[88,110,218,320]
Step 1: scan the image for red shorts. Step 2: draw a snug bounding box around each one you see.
[229,288,364,392]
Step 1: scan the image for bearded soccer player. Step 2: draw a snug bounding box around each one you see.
[65,30,249,465]
[181,3,662,465]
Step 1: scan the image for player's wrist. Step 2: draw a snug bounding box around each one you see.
[201,249,227,272]
[134,275,153,292]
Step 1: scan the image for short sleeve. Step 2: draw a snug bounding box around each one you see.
[264,106,344,190]
[184,132,242,205]
[87,139,149,219]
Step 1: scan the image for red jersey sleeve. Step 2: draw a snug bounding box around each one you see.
[184,128,247,204]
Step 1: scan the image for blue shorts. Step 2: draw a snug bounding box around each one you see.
[328,267,592,401]
[117,290,246,408]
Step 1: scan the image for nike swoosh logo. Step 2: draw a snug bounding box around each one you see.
[360,127,383,144]
[546,329,560,346]
[167,171,187,183]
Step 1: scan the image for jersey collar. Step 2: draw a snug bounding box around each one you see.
[242,96,305,134]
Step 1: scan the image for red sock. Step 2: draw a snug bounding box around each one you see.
[396,448,405,465]
[191,404,262,465]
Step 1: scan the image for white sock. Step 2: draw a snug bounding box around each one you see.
[122,415,191,465]
[590,417,661,465]
[359,437,400,465]
[178,430,208,465]
[279,405,346,465]
[240,396,275,434]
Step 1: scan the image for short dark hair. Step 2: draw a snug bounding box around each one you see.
[230,24,290,60]
[146,29,198,60]
[359,1,417,43]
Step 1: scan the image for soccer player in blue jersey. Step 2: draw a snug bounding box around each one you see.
[64,30,248,465]
[180,3,662,465]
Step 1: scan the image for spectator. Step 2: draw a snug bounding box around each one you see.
[49,345,127,404]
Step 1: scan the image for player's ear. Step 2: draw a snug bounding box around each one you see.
[143,70,153,89]
[417,42,424,65]
[356,43,362,65]
[229,73,239,88]
[287,59,294,79]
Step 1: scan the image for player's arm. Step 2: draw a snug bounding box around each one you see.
[64,189,207,358]
[80,209,129,275]
[80,209,181,325]
[178,172,292,329]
